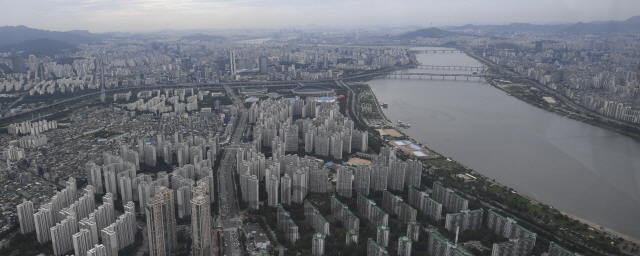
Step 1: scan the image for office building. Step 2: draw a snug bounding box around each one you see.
[17,200,35,234]
[336,166,353,198]
[11,51,26,73]
[230,51,236,76]
[398,236,412,256]
[28,54,37,72]
[445,209,483,232]
[535,41,543,53]
[377,225,390,247]
[146,187,177,256]
[312,232,325,256]
[259,56,268,74]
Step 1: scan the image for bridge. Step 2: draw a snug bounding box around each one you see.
[383,72,488,81]
[410,50,464,54]
[413,65,485,71]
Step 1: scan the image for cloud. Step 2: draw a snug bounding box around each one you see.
[0,0,639,32]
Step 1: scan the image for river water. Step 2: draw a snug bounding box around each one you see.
[367,47,640,239]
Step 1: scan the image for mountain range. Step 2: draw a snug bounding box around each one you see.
[446,15,640,34]
[0,25,103,46]
[0,38,78,57]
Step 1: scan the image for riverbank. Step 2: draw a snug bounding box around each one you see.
[344,76,640,254]
[466,51,640,142]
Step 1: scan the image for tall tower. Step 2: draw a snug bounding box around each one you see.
[337,166,353,198]
[355,165,370,196]
[191,193,212,256]
[248,175,259,209]
[28,55,37,72]
[17,200,35,234]
[314,52,318,69]
[229,51,236,76]
[259,56,268,74]
[10,51,26,73]
[281,174,292,205]
[146,187,177,256]
[268,175,279,207]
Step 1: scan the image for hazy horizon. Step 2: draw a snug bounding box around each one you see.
[1,0,640,33]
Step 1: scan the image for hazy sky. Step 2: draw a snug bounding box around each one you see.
[1,0,639,33]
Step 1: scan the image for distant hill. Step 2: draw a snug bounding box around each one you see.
[0,38,78,57]
[0,25,101,46]
[623,15,640,24]
[447,15,640,34]
[562,16,640,34]
[396,27,456,39]
[181,33,226,41]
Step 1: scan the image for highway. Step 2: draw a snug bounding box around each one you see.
[218,84,248,256]
[465,49,640,131]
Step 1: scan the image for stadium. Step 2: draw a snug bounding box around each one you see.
[292,85,335,97]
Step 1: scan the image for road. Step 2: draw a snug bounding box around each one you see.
[219,84,248,256]
[465,49,640,131]
[1,65,406,122]
[1,92,27,115]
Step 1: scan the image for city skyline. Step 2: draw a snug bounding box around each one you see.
[0,0,639,33]
[0,2,639,254]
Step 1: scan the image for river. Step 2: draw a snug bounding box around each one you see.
[367,47,640,239]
